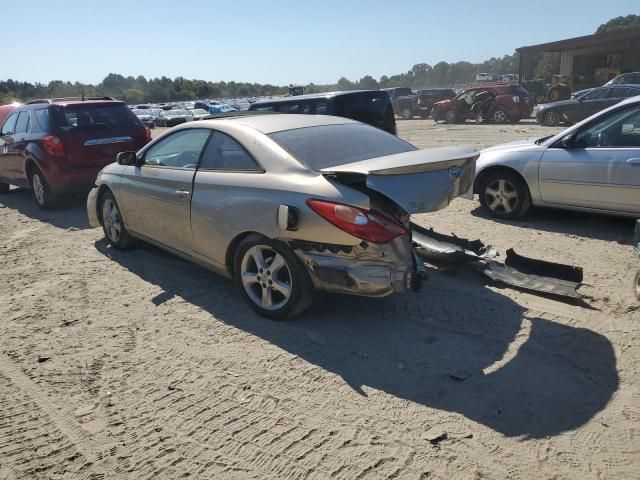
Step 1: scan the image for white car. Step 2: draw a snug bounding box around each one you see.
[474,96,640,219]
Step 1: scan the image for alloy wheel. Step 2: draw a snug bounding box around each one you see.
[240,245,292,310]
[544,111,559,126]
[32,173,45,205]
[484,179,519,214]
[102,198,122,243]
[493,110,507,123]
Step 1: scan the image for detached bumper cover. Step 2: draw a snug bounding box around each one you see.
[411,222,583,299]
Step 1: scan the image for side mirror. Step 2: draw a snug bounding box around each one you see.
[561,133,575,149]
[116,151,137,166]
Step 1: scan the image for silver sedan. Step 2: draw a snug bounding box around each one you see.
[87,115,476,319]
[474,96,640,219]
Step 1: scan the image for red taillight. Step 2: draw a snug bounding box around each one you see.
[144,127,152,143]
[306,199,406,244]
[42,135,65,157]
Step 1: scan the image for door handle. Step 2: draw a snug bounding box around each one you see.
[175,189,191,198]
[627,158,640,164]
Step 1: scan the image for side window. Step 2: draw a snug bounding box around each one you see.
[251,105,274,112]
[575,105,640,148]
[314,100,328,114]
[14,112,30,134]
[606,88,628,99]
[1,112,19,135]
[144,129,211,169]
[277,103,299,113]
[627,89,640,98]
[199,131,259,171]
[33,109,51,132]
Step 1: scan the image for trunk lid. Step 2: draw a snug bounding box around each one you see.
[52,102,147,168]
[321,146,478,214]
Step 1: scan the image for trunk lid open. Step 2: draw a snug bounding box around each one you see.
[321,146,478,214]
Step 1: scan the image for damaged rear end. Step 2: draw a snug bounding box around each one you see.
[290,146,478,297]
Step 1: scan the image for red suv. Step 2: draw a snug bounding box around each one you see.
[0,97,151,209]
[431,84,532,124]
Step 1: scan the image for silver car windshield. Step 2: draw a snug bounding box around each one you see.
[268,124,416,171]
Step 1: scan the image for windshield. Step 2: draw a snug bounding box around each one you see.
[268,123,416,171]
[583,89,608,101]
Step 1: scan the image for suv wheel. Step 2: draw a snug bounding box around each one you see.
[29,168,57,210]
[234,235,313,320]
[479,170,531,219]
[491,107,510,124]
[401,107,413,120]
[100,190,137,249]
[444,110,457,124]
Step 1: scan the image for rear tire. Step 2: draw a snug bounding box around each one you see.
[99,190,138,249]
[491,107,510,124]
[479,169,531,219]
[29,168,58,210]
[401,107,413,120]
[234,235,313,320]
[444,110,457,124]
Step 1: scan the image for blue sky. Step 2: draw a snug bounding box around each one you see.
[3,0,638,85]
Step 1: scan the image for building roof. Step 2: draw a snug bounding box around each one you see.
[517,27,640,54]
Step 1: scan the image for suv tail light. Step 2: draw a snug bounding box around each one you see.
[306,199,406,244]
[144,127,152,143]
[42,135,65,157]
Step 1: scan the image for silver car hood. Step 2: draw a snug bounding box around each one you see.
[481,138,541,153]
[321,146,478,214]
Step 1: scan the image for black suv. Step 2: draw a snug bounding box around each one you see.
[248,91,397,135]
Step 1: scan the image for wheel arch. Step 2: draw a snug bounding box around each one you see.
[95,184,113,225]
[225,231,265,279]
[474,165,531,198]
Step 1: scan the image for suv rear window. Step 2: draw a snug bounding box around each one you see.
[335,93,393,127]
[268,123,415,171]
[50,104,141,131]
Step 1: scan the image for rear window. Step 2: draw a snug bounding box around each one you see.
[504,85,529,96]
[335,93,392,126]
[268,123,415,171]
[51,104,141,132]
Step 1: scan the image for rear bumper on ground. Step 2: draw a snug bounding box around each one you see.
[86,187,101,228]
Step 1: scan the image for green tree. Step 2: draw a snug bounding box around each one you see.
[597,15,640,33]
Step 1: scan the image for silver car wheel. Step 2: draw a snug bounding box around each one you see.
[493,110,507,123]
[485,179,519,214]
[102,198,122,243]
[32,173,45,205]
[544,110,559,126]
[240,245,292,311]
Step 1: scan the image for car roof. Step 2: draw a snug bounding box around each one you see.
[188,114,356,134]
[251,90,384,105]
[23,99,124,109]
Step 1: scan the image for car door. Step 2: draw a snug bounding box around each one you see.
[0,112,19,181]
[190,130,264,267]
[539,103,640,213]
[7,111,31,180]
[118,128,212,251]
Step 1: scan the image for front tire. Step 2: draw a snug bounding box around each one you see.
[100,190,137,249]
[444,109,457,124]
[29,168,57,210]
[543,110,560,127]
[479,170,531,219]
[401,107,413,120]
[634,269,640,301]
[234,235,313,320]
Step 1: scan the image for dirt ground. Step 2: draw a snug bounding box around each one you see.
[1,119,639,480]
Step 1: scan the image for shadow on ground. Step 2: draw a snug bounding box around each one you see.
[0,188,90,230]
[95,239,618,439]
[471,204,636,245]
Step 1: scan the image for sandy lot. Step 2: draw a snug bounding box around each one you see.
[1,119,639,480]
